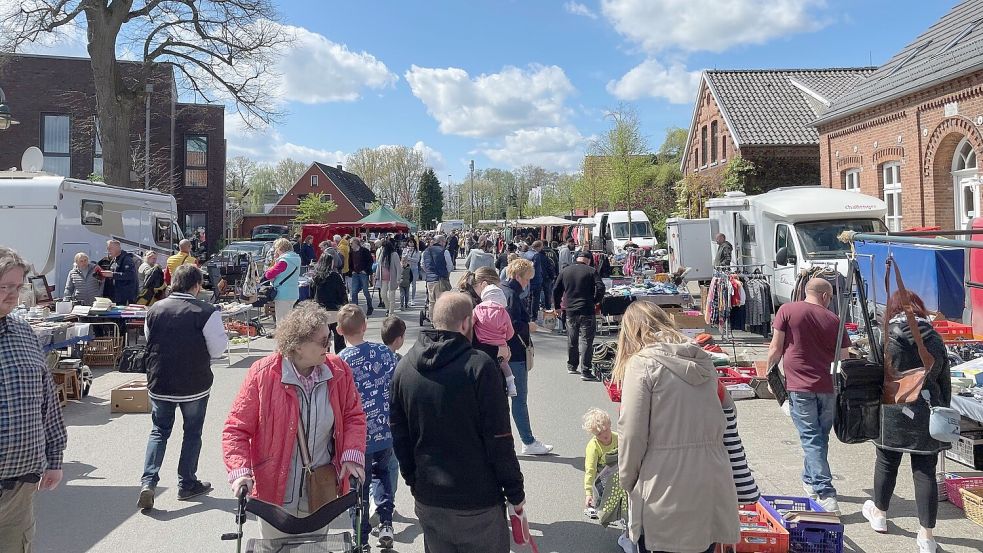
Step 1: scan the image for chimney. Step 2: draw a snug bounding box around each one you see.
[336,163,343,171]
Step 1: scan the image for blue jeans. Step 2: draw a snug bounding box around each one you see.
[371,454,399,515]
[353,448,395,540]
[141,396,209,489]
[789,391,837,498]
[350,273,371,308]
[508,361,535,445]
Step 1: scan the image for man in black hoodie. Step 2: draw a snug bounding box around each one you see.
[390,292,524,553]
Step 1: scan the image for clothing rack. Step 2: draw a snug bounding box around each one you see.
[707,266,774,359]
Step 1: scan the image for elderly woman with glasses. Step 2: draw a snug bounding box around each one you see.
[222,301,366,538]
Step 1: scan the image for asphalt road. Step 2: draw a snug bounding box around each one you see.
[34,272,983,553]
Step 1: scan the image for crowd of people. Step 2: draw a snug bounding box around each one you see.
[0,222,956,553]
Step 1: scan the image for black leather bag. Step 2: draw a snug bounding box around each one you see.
[118,345,150,373]
[833,259,883,444]
[767,364,788,406]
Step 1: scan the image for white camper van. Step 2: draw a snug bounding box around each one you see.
[665,218,713,281]
[0,173,182,295]
[436,219,466,234]
[707,187,887,304]
[582,210,658,254]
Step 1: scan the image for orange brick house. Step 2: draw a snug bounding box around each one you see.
[814,0,983,231]
[239,162,376,237]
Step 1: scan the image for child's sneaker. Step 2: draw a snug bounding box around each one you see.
[584,507,598,519]
[506,375,517,397]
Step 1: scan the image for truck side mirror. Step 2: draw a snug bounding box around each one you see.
[776,247,789,266]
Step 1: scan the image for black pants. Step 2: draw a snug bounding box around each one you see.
[328,322,346,354]
[639,535,714,553]
[541,278,554,310]
[874,447,938,528]
[566,312,596,374]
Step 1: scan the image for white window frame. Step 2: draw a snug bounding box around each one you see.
[882,162,902,231]
[311,174,318,187]
[41,114,71,176]
[843,169,860,192]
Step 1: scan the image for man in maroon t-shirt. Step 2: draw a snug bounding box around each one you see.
[767,278,850,514]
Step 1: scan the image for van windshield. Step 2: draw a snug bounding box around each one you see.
[611,221,652,239]
[795,219,887,259]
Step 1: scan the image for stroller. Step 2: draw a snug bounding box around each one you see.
[222,479,366,553]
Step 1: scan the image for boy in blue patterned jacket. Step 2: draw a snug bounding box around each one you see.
[337,304,398,550]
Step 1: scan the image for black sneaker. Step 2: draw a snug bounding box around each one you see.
[581,372,598,382]
[137,485,155,510]
[567,367,580,374]
[177,480,212,501]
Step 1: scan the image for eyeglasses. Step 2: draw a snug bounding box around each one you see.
[0,283,26,295]
[308,336,331,350]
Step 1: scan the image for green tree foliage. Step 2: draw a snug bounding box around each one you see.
[596,105,650,236]
[417,168,443,230]
[720,155,756,193]
[293,193,337,224]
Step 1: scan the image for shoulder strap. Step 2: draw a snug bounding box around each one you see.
[296,418,314,471]
[275,266,298,288]
[883,256,934,373]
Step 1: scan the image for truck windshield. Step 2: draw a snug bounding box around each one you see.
[611,221,652,239]
[795,219,887,258]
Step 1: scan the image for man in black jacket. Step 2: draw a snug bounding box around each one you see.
[137,265,228,510]
[390,292,524,553]
[553,251,605,381]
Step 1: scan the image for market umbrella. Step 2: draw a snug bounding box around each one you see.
[357,205,418,231]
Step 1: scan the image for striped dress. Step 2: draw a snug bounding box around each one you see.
[723,406,760,505]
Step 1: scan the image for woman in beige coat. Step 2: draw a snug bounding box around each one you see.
[614,301,740,553]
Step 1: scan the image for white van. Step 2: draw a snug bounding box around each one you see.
[583,210,657,254]
[665,218,713,281]
[0,172,182,293]
[707,187,887,304]
[436,219,466,234]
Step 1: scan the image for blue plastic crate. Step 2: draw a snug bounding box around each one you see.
[760,495,844,553]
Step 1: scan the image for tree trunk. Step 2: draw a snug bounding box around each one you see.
[86,3,139,188]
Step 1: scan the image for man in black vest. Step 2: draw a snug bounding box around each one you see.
[137,265,228,510]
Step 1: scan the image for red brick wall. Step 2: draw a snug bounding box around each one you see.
[817,70,983,229]
[275,165,366,222]
[174,103,226,251]
[684,81,738,182]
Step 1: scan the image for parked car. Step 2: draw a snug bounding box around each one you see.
[251,224,290,241]
[203,241,271,288]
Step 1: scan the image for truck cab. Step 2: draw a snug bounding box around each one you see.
[588,210,658,254]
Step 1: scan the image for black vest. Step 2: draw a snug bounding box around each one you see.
[145,294,217,398]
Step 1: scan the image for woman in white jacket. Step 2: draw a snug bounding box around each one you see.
[401,238,422,305]
[613,301,740,553]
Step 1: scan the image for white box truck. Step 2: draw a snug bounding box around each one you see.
[706,187,887,304]
[665,218,713,281]
[583,210,658,254]
[0,172,182,293]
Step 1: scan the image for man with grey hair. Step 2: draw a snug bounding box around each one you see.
[105,239,139,305]
[391,292,524,553]
[0,246,67,551]
[138,264,228,510]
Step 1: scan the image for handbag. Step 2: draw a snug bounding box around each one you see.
[296,418,338,512]
[517,333,534,372]
[118,345,151,373]
[881,257,935,405]
[767,364,787,406]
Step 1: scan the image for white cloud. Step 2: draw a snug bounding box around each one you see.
[482,126,587,172]
[564,1,598,19]
[607,59,702,103]
[412,141,446,171]
[600,0,827,53]
[276,25,397,103]
[225,114,346,164]
[404,64,575,138]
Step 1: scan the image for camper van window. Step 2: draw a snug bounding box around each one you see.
[81,200,103,226]
[794,219,886,258]
[611,221,653,239]
[154,218,172,247]
[776,224,795,257]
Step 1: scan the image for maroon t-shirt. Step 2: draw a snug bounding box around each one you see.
[773,301,850,394]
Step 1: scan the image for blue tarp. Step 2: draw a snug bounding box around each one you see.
[855,242,965,319]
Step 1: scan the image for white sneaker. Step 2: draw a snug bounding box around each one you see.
[802,482,818,500]
[916,536,937,553]
[521,441,553,455]
[617,532,637,553]
[817,496,840,515]
[861,500,887,533]
[378,524,394,549]
[506,376,517,397]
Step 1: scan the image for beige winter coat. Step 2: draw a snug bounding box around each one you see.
[618,342,740,552]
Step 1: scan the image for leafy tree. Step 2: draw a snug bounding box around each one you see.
[2,0,286,188]
[596,105,650,238]
[273,158,308,193]
[721,155,756,193]
[417,168,443,230]
[293,193,337,224]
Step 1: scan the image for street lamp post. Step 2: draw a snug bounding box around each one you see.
[0,87,20,131]
[446,174,451,221]
[469,160,475,228]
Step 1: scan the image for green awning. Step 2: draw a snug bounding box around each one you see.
[357,205,418,231]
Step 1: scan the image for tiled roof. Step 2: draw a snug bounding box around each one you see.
[315,162,376,216]
[817,0,983,125]
[706,68,873,146]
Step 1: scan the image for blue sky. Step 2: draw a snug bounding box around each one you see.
[20,0,958,182]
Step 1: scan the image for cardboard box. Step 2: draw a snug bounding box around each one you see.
[671,312,707,330]
[111,379,150,413]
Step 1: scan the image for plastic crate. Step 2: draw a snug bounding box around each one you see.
[718,367,753,386]
[760,496,844,553]
[718,501,790,553]
[945,473,983,509]
[932,320,974,340]
[946,431,983,470]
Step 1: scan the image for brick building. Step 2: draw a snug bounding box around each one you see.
[0,53,226,252]
[681,68,874,196]
[814,0,983,231]
[238,162,376,236]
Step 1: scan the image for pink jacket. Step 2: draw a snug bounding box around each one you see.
[473,301,515,346]
[222,352,367,505]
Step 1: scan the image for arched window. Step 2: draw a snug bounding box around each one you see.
[882,162,902,231]
[711,121,719,163]
[955,139,978,171]
[843,169,860,192]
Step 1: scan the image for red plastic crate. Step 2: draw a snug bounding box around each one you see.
[932,320,974,340]
[946,473,983,510]
[716,501,790,553]
[718,367,753,386]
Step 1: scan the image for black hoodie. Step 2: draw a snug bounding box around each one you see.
[390,329,525,509]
